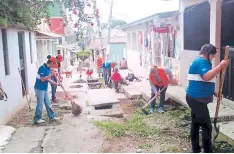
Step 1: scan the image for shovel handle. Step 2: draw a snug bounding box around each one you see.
[56,76,73,103]
[215,46,230,118]
[142,86,168,109]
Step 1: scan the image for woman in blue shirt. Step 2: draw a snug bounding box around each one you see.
[186,44,229,153]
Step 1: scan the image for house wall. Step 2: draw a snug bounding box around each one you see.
[124,15,180,79]
[0,28,37,125]
[179,0,222,88]
[109,44,126,64]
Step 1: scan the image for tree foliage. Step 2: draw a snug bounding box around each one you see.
[0,0,53,29]
[0,0,97,30]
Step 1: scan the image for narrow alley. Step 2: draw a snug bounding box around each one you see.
[0,62,233,153]
[2,0,234,153]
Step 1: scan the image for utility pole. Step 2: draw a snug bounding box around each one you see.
[107,0,113,44]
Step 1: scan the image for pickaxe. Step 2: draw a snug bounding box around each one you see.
[213,46,230,141]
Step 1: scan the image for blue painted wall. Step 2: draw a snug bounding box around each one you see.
[109,43,126,65]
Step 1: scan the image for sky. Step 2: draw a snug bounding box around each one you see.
[96,0,179,23]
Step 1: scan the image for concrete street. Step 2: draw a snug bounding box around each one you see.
[1,63,234,153]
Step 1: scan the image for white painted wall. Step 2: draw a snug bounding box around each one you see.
[179,0,221,88]
[0,28,37,125]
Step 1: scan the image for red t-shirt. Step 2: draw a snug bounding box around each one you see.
[111,72,122,83]
[86,70,93,76]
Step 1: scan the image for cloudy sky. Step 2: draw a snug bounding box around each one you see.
[96,0,179,23]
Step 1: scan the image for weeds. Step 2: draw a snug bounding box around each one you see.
[93,121,125,138]
[165,145,178,153]
[138,143,153,149]
[93,111,162,138]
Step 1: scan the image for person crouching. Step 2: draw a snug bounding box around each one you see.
[111,68,122,92]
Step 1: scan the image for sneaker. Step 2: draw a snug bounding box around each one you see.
[50,117,60,121]
[35,119,45,124]
[149,108,155,114]
[158,107,165,113]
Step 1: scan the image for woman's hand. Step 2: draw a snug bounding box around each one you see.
[220,60,229,69]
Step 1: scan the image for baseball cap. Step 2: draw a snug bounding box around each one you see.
[50,57,57,63]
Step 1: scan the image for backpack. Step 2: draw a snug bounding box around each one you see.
[0,87,7,101]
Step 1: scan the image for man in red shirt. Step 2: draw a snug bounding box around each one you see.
[97,55,103,77]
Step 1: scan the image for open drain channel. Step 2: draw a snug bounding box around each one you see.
[94,105,113,110]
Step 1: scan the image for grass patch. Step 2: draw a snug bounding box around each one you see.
[138,143,153,149]
[93,111,162,138]
[165,145,178,153]
[93,121,125,138]
[98,147,111,153]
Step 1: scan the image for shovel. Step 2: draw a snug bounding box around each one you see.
[141,86,168,115]
[213,46,230,141]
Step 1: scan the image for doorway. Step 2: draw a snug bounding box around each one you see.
[221,0,234,100]
[18,31,28,96]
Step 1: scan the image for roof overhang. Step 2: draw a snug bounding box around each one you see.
[121,10,178,30]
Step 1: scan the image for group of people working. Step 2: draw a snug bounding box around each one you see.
[33,44,229,152]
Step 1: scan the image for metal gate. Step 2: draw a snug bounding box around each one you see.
[221,47,234,100]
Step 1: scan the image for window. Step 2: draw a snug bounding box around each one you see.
[29,32,33,63]
[184,1,210,51]
[1,29,10,75]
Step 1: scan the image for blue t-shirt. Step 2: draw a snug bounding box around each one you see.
[34,64,50,91]
[186,56,215,99]
[102,61,111,69]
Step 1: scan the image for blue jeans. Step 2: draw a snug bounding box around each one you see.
[34,88,55,122]
[51,76,57,100]
[150,86,167,109]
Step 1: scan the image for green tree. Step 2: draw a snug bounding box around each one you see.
[0,0,53,29]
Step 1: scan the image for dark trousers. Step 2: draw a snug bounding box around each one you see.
[114,82,119,92]
[150,85,167,109]
[51,76,57,100]
[186,95,213,153]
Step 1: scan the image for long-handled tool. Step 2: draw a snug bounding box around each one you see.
[18,68,32,111]
[56,76,82,116]
[141,86,168,115]
[213,46,230,141]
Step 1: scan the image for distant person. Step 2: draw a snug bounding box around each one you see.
[120,58,128,69]
[49,55,62,103]
[111,68,122,93]
[34,57,60,124]
[97,55,103,77]
[111,62,116,72]
[102,60,112,85]
[86,68,93,80]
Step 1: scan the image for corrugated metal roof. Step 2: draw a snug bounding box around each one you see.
[121,10,178,30]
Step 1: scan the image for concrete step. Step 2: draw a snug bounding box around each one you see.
[166,86,234,122]
[87,89,119,108]
[123,86,142,99]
